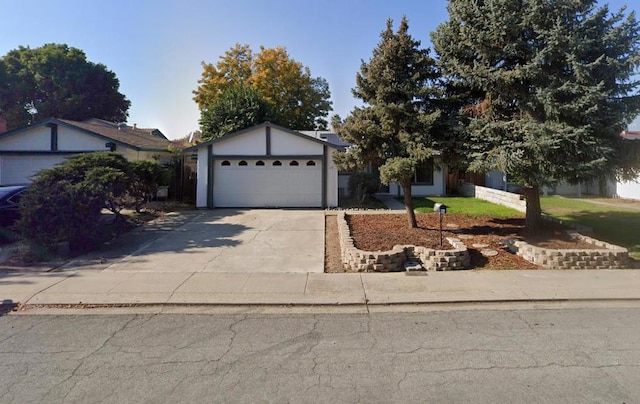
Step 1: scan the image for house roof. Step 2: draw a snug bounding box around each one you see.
[621,130,640,140]
[298,130,352,147]
[57,119,172,150]
[184,122,343,152]
[0,118,174,151]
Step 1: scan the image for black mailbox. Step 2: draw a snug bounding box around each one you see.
[434,203,447,214]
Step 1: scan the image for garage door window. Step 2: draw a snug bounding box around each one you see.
[306,161,316,166]
[221,160,231,166]
[256,160,265,166]
[239,160,248,166]
[290,161,299,166]
[273,160,282,166]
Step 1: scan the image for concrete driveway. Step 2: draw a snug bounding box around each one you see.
[103,209,324,273]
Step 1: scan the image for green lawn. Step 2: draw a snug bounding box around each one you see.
[406,195,640,259]
[409,196,523,218]
[541,196,640,259]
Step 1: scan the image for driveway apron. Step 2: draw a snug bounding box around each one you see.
[103,209,324,273]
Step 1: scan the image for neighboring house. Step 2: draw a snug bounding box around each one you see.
[300,130,447,198]
[615,130,640,200]
[299,130,353,197]
[384,154,447,197]
[475,130,640,200]
[481,168,614,197]
[0,118,174,185]
[186,122,341,208]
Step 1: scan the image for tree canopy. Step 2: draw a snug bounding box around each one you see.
[0,44,130,131]
[199,85,273,142]
[335,17,442,228]
[432,0,640,228]
[194,44,332,134]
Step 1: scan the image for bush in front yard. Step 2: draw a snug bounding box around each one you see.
[348,172,381,203]
[129,160,172,211]
[17,152,167,253]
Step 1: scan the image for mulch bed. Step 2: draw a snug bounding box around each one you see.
[325,213,600,271]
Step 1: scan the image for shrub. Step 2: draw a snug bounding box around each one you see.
[129,160,170,211]
[348,172,380,203]
[17,152,168,253]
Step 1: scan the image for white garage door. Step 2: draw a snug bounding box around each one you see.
[0,154,71,185]
[213,159,322,207]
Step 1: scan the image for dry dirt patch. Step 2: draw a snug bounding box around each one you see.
[325,213,599,271]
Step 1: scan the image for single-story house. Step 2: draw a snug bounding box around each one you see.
[300,130,447,198]
[478,131,640,200]
[615,130,640,200]
[384,155,447,197]
[0,118,174,185]
[186,122,341,208]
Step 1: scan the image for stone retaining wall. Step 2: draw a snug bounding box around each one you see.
[460,182,526,212]
[504,232,629,269]
[337,212,470,272]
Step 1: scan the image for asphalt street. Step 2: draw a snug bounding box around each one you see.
[1,304,639,403]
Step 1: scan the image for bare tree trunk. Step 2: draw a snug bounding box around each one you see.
[523,186,542,229]
[402,182,418,228]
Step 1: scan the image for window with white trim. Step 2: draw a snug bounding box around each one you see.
[412,159,434,185]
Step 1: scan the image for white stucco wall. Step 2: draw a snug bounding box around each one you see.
[212,128,267,155]
[389,164,447,196]
[57,127,109,150]
[271,128,323,155]
[0,154,71,185]
[0,126,51,150]
[326,148,338,207]
[616,179,640,200]
[196,147,209,208]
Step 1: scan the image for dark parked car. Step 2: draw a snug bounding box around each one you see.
[0,185,28,227]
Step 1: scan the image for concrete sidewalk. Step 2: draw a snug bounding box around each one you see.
[2,269,640,308]
[376,194,406,210]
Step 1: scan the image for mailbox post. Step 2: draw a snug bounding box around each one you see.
[433,203,448,247]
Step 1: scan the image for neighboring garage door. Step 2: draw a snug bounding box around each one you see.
[0,154,71,185]
[213,158,322,207]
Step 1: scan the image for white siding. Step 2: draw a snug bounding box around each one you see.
[0,126,51,151]
[192,125,339,208]
[326,149,338,207]
[390,164,447,197]
[196,147,209,208]
[213,159,322,208]
[212,128,267,155]
[0,155,71,185]
[616,179,640,200]
[57,127,109,150]
[271,128,323,155]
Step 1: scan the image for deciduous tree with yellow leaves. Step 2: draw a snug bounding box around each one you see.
[194,44,331,139]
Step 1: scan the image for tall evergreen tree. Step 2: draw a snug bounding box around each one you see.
[335,17,441,228]
[432,0,640,228]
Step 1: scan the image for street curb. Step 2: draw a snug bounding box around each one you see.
[10,297,640,312]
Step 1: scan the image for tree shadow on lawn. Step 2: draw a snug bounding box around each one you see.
[454,217,525,238]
